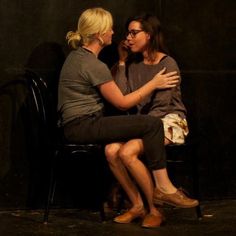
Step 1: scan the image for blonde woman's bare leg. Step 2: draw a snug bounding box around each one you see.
[105,143,144,212]
[123,139,177,193]
[118,139,160,216]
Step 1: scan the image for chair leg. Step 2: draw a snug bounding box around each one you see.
[98,202,106,222]
[43,171,57,224]
[43,151,58,224]
[193,170,202,219]
[97,168,106,221]
[191,144,203,219]
[192,174,202,219]
[195,205,202,219]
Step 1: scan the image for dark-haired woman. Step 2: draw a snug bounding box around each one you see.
[106,13,198,228]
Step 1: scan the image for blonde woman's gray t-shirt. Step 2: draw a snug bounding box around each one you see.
[58,47,113,126]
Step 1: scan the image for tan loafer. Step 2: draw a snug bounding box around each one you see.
[153,188,199,208]
[114,208,146,224]
[141,212,164,228]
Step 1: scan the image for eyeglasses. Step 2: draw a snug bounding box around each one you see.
[126,29,144,38]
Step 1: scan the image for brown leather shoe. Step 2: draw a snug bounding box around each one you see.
[114,208,146,224]
[141,212,164,228]
[153,188,199,208]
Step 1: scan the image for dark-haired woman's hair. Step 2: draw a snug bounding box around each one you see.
[125,13,169,61]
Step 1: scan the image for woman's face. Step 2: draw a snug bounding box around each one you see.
[126,21,150,53]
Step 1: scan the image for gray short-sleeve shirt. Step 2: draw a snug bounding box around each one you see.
[58,47,113,126]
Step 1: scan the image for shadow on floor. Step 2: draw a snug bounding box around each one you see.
[0,200,235,236]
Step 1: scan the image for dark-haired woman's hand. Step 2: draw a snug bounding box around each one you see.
[118,40,130,65]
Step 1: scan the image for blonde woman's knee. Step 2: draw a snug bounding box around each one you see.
[105,143,123,163]
[119,139,143,165]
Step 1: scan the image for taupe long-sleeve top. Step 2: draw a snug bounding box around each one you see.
[113,55,187,119]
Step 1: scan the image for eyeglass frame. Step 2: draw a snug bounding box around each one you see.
[125,29,144,38]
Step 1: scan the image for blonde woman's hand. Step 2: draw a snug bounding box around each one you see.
[153,68,179,89]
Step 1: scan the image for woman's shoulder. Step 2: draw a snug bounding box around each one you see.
[160,55,180,70]
[161,55,177,64]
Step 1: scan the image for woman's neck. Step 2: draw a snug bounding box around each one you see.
[82,42,103,57]
[143,51,166,65]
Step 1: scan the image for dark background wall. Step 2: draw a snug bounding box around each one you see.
[0,0,235,209]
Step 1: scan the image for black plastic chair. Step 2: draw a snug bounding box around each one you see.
[25,70,106,223]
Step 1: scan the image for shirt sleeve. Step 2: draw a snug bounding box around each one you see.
[86,59,113,86]
[112,63,131,95]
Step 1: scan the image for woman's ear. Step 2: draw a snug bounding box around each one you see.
[98,36,104,46]
[94,33,104,46]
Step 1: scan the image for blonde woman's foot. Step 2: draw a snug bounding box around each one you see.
[142,210,164,228]
[114,206,146,224]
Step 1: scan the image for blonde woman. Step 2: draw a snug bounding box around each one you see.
[58,7,180,228]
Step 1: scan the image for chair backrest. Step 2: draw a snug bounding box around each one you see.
[25,70,58,150]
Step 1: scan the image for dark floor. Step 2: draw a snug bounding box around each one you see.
[0,200,236,236]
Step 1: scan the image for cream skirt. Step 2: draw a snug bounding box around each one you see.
[161,113,189,145]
